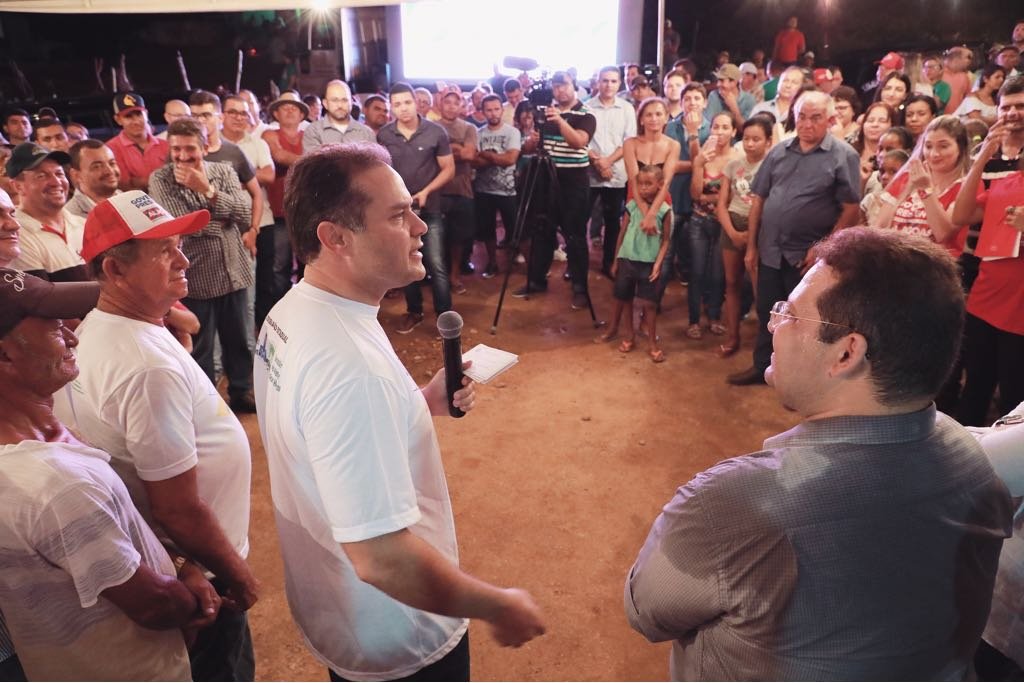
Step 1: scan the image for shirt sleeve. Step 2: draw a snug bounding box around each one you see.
[625,479,724,642]
[254,138,274,170]
[750,146,779,198]
[32,482,142,608]
[834,145,863,204]
[209,163,253,227]
[302,124,321,154]
[235,149,255,184]
[576,112,597,144]
[973,401,1024,497]
[434,125,452,157]
[299,375,422,543]
[508,126,522,151]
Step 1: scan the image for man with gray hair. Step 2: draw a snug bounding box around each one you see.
[729,90,860,386]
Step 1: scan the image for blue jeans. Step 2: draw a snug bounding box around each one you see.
[404,211,451,316]
[183,289,253,399]
[687,213,724,325]
[254,219,293,331]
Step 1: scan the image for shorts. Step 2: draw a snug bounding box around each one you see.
[613,258,658,302]
[722,210,749,253]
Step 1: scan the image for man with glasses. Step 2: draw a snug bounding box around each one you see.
[915,54,952,112]
[730,91,860,386]
[628,227,1012,680]
[302,80,375,152]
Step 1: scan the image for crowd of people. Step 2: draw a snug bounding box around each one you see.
[0,12,1023,682]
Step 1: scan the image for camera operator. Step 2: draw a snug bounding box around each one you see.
[513,71,596,310]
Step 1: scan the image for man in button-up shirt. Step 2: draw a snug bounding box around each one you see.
[627,227,1012,681]
[149,117,256,412]
[730,91,860,386]
[588,65,636,277]
[302,80,375,152]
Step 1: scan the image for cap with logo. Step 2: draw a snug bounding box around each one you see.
[876,52,905,71]
[113,92,147,115]
[5,142,71,179]
[0,268,99,339]
[81,190,209,262]
[714,64,742,82]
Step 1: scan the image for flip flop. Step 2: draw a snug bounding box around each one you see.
[618,340,635,353]
[649,349,666,363]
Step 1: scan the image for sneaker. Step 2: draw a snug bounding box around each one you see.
[481,263,498,279]
[553,246,568,262]
[395,312,424,334]
[571,292,589,310]
[512,283,546,298]
[229,391,258,414]
[726,366,767,386]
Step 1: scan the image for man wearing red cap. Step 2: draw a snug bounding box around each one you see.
[106,92,169,193]
[66,190,259,681]
[861,52,905,110]
[0,267,220,682]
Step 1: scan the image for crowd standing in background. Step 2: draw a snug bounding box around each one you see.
[0,14,1023,682]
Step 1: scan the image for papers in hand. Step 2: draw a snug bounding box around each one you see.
[462,344,518,384]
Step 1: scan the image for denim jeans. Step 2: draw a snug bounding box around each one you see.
[657,211,689,301]
[189,578,255,681]
[183,289,254,398]
[404,211,451,315]
[527,180,590,294]
[254,219,293,331]
[687,213,725,325]
[752,259,804,372]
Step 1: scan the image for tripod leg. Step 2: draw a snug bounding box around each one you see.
[491,156,543,333]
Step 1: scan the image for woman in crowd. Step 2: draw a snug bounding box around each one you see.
[955,63,1007,127]
[903,94,939,142]
[872,115,971,255]
[623,97,681,235]
[853,102,896,189]
[715,116,771,356]
[874,71,913,123]
[831,85,861,144]
[686,112,739,340]
[507,101,539,260]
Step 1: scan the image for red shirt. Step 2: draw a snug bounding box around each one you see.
[882,172,967,257]
[966,171,1024,335]
[264,130,304,218]
[773,29,806,64]
[106,130,169,191]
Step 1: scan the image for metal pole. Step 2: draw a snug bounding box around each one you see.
[657,0,665,75]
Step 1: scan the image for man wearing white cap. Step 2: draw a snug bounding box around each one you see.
[63,190,259,681]
[738,62,764,104]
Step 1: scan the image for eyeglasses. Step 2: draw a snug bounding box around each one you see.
[767,300,852,334]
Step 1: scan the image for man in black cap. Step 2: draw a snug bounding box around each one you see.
[514,70,597,311]
[6,142,88,282]
[106,92,169,193]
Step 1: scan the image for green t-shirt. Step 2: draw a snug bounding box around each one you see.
[617,200,670,263]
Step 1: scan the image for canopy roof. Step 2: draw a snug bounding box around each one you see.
[0,0,392,13]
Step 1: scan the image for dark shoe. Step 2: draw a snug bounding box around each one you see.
[481,263,498,279]
[395,312,424,334]
[460,261,475,275]
[229,391,258,413]
[727,366,766,386]
[512,283,546,298]
[571,292,589,310]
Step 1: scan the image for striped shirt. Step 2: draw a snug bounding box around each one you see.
[149,160,254,299]
[541,101,596,181]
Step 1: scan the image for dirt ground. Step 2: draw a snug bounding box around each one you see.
[239,247,798,681]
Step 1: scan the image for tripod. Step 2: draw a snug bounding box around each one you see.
[490,136,603,334]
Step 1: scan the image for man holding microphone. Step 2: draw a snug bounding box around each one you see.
[254,142,545,682]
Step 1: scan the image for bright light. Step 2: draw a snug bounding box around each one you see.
[400,0,619,81]
[311,0,331,12]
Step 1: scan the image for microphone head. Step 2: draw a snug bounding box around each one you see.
[503,55,539,72]
[436,310,464,340]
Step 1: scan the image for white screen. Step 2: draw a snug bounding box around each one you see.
[398,0,620,81]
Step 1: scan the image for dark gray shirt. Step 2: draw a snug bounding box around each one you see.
[376,117,451,214]
[205,140,256,186]
[751,133,861,268]
[626,405,1012,681]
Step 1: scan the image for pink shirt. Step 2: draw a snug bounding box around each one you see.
[106,130,169,191]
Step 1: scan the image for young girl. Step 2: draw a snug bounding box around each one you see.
[597,165,672,362]
[687,111,739,340]
[860,148,909,224]
[854,102,896,190]
[715,117,771,357]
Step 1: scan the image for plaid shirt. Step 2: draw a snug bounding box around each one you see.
[149,161,253,299]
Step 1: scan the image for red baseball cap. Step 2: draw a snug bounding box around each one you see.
[81,191,209,262]
[876,52,905,71]
[813,68,834,85]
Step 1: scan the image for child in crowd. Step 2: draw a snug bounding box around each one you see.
[861,148,909,224]
[597,164,672,362]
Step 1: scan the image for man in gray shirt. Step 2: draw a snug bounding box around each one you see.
[730,91,860,386]
[627,227,1012,681]
[302,80,375,152]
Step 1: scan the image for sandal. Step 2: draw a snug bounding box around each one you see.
[594,331,618,344]
[649,349,666,363]
[686,324,703,340]
[618,339,635,353]
[716,343,738,358]
[709,321,727,336]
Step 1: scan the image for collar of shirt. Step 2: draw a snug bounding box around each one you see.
[784,131,835,154]
[764,404,937,449]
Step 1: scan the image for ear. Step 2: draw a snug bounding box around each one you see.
[828,332,870,379]
[315,220,351,255]
[100,254,128,282]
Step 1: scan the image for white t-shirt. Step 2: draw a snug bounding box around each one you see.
[9,208,85,275]
[61,310,252,560]
[254,280,467,681]
[0,440,190,681]
[231,132,276,228]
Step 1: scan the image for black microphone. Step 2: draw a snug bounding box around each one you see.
[436,311,465,418]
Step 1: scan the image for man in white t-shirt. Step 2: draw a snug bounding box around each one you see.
[62,191,260,681]
[0,268,219,682]
[254,143,546,681]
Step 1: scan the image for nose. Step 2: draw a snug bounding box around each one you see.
[410,209,428,237]
[173,246,190,270]
[61,323,79,348]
